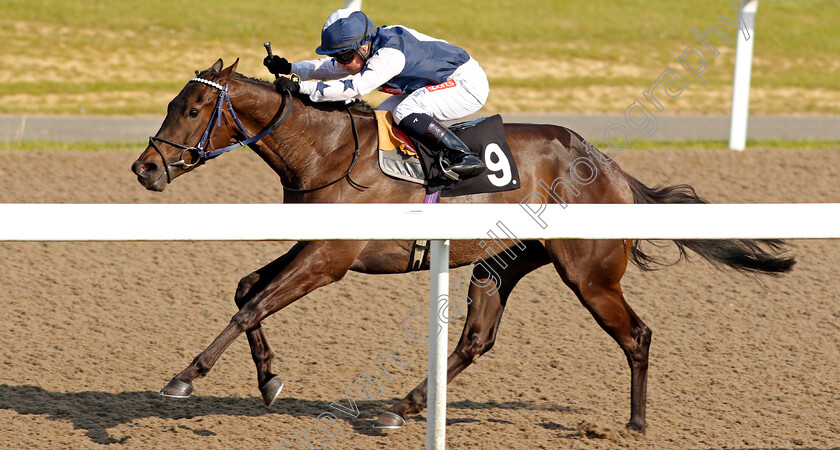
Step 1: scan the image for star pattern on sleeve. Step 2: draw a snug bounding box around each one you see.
[341,79,355,92]
[359,64,374,76]
[316,81,328,96]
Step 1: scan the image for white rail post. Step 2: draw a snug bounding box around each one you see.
[728,0,759,151]
[427,239,449,450]
[343,0,363,11]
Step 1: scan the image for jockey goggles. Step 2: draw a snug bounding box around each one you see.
[332,48,357,65]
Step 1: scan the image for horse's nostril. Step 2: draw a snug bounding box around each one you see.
[132,161,158,176]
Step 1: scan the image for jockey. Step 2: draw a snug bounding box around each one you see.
[264,8,488,180]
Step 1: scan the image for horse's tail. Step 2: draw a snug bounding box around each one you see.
[624,174,796,275]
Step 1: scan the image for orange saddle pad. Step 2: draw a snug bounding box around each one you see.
[375,111,417,157]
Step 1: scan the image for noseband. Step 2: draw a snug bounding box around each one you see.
[149,77,293,183]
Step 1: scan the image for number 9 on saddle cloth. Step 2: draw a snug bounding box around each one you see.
[378,114,521,198]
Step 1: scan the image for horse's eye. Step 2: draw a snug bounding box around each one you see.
[188,108,199,118]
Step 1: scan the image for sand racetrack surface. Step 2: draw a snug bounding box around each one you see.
[1,145,839,449]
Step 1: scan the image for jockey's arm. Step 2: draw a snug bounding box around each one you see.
[296,48,406,103]
[290,57,349,81]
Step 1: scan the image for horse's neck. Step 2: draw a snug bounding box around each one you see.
[231,83,352,189]
[274,100,357,189]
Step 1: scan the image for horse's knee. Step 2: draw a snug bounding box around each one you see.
[457,330,496,361]
[235,272,260,308]
[231,306,260,331]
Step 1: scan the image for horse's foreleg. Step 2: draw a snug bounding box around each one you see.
[376,242,548,428]
[234,243,306,405]
[160,241,366,400]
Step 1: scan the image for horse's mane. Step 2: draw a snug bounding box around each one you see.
[231,73,374,113]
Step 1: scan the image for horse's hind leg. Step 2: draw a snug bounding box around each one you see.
[376,241,549,428]
[546,239,651,433]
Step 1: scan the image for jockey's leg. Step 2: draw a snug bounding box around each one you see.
[392,58,490,180]
[398,112,485,180]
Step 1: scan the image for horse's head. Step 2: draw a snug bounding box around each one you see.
[131,58,240,191]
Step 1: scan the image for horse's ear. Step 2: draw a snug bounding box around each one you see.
[210,58,224,74]
[219,58,239,83]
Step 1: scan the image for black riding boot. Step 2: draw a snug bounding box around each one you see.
[399,113,485,180]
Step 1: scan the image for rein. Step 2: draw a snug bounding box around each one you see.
[149,77,368,192]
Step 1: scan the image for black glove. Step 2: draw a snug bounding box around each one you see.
[274,76,300,93]
[263,55,291,75]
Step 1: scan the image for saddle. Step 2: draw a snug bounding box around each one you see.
[375,111,520,197]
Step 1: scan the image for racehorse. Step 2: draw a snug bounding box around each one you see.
[131,59,794,434]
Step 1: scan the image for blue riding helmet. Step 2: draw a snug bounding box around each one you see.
[315,9,376,55]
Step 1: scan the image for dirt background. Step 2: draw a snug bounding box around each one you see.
[1,146,839,449]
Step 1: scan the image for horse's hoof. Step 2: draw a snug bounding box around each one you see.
[372,411,405,429]
[261,376,284,407]
[160,378,194,398]
[625,420,646,435]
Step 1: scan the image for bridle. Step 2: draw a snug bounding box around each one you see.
[148,76,367,192]
[148,77,293,184]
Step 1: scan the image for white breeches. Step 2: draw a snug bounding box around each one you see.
[377,58,489,124]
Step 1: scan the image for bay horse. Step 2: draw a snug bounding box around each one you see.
[131,59,794,434]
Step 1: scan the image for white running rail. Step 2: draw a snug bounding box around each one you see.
[3,201,837,450]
